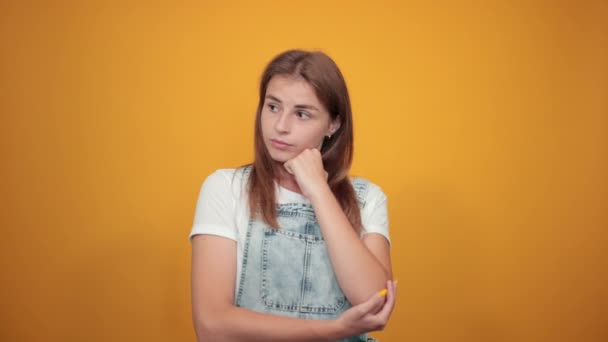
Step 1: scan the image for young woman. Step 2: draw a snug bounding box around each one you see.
[190,49,397,342]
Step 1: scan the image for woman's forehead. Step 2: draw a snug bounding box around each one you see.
[265,75,322,106]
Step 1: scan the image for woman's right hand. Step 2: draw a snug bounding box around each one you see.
[335,280,398,337]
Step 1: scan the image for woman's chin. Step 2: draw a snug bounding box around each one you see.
[267,149,297,162]
[268,154,291,163]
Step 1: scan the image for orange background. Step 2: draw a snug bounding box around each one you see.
[1,1,606,341]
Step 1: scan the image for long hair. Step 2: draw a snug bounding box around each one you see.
[242,49,362,232]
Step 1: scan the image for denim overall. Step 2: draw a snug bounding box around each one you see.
[235,167,378,342]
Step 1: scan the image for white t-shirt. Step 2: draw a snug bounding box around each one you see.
[188,168,390,290]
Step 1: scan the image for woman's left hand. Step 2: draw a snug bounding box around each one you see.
[283,148,329,199]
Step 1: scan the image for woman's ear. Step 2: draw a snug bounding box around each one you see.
[328,119,341,136]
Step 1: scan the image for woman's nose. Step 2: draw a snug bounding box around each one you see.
[274,112,291,133]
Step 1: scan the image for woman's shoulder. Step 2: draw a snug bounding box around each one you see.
[349,175,384,190]
[206,165,251,181]
[202,166,251,196]
[349,175,387,201]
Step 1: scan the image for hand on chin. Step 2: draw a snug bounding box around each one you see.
[282,148,328,199]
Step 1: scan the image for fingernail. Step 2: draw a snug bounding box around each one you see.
[378,288,388,297]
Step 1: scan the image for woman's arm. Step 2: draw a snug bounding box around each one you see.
[283,149,393,306]
[309,185,392,306]
[191,234,395,342]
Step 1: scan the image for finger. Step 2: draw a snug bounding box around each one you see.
[314,148,323,159]
[370,292,386,315]
[356,288,387,315]
[387,280,396,309]
[283,161,294,175]
[370,290,387,314]
[373,281,394,318]
[375,280,397,321]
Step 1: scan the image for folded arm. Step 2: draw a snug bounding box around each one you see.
[191,235,346,342]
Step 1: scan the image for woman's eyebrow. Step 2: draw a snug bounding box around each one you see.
[265,95,282,103]
[265,94,319,111]
[294,104,319,111]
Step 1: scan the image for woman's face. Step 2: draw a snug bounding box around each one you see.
[261,75,340,163]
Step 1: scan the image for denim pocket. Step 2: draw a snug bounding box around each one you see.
[261,225,347,314]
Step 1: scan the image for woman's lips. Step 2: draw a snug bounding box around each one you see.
[270,139,292,150]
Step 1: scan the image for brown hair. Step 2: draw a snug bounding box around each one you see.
[241,49,362,232]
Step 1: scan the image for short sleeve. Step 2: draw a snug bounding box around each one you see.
[360,183,391,246]
[188,170,237,242]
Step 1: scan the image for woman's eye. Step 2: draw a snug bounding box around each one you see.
[296,111,311,119]
[267,104,279,112]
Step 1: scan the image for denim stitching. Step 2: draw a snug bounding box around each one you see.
[235,219,254,307]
